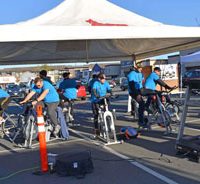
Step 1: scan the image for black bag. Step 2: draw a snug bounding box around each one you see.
[55,150,94,179]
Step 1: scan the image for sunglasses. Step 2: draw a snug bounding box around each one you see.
[36,84,42,87]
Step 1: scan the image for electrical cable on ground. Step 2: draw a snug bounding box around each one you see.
[0,166,39,181]
[0,154,171,181]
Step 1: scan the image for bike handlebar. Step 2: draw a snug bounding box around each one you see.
[158,86,178,94]
[98,94,118,100]
[19,100,35,107]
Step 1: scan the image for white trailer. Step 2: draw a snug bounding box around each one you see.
[0,76,16,84]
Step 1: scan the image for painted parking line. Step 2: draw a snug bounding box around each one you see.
[185,127,200,132]
[186,119,200,123]
[69,128,179,184]
[104,146,179,184]
[0,138,84,154]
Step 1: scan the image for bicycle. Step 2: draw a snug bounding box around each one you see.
[61,99,79,127]
[143,90,175,135]
[160,88,181,123]
[96,95,121,145]
[21,102,69,147]
[0,111,20,143]
[0,101,39,146]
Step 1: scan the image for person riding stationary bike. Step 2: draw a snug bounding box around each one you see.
[88,74,98,94]
[39,70,53,84]
[58,72,78,125]
[143,67,176,113]
[20,77,60,137]
[0,88,11,123]
[91,73,112,137]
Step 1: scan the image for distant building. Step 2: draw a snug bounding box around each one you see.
[104,64,121,78]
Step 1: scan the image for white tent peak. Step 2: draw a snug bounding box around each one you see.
[0,0,200,65]
[18,0,162,26]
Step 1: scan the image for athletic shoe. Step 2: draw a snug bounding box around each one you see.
[94,129,100,136]
[62,108,68,112]
[0,119,5,125]
[53,125,60,138]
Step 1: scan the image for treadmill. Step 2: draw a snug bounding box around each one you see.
[176,79,200,162]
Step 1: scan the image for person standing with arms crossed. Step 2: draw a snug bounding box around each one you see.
[127,56,146,130]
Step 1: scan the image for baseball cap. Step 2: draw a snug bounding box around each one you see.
[136,62,142,68]
[154,67,161,72]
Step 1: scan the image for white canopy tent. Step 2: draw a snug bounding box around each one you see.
[1,0,200,65]
[180,50,200,92]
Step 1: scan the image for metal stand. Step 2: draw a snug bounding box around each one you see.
[24,120,35,148]
[23,119,57,148]
[127,95,138,120]
[98,98,121,145]
[176,81,200,162]
[131,99,139,120]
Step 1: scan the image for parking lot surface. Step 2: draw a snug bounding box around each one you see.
[0,89,200,184]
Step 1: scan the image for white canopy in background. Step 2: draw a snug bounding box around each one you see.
[181,51,200,67]
[1,0,200,65]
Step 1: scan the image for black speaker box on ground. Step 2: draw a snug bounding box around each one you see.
[55,150,94,179]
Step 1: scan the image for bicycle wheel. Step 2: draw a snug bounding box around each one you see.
[163,110,172,127]
[166,102,180,114]
[98,114,106,138]
[106,116,112,132]
[2,119,17,141]
[165,102,180,122]
[105,115,115,139]
[23,115,38,141]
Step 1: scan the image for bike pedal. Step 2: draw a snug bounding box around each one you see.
[73,123,80,126]
[163,130,172,135]
[157,123,165,128]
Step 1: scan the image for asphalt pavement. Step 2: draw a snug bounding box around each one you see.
[0,88,200,184]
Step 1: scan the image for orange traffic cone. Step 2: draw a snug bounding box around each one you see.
[33,104,48,174]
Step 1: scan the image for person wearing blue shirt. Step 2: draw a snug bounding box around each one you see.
[58,72,77,125]
[88,74,98,94]
[0,88,10,122]
[59,72,77,100]
[39,70,53,84]
[91,73,112,136]
[144,67,174,110]
[20,77,60,137]
[127,63,146,129]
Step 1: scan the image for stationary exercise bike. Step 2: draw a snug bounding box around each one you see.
[96,95,121,145]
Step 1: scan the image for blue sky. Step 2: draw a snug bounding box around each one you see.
[0,0,199,26]
[0,0,199,68]
[109,0,200,26]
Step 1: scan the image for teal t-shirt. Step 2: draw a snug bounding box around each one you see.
[91,80,111,103]
[0,89,9,98]
[144,72,160,90]
[59,78,77,100]
[32,81,59,103]
[127,70,144,93]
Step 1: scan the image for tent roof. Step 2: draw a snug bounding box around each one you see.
[18,0,162,26]
[92,63,102,74]
[181,50,200,66]
[0,0,200,65]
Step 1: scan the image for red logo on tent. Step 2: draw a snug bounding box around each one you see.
[86,19,128,26]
